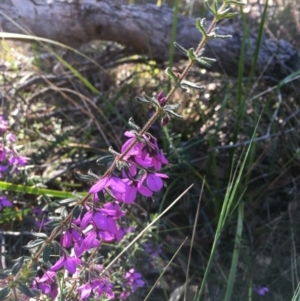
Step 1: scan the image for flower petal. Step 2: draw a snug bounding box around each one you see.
[78,283,92,300]
[137,184,152,197]
[65,257,81,274]
[109,177,128,193]
[125,186,137,204]
[89,176,109,194]
[147,174,163,191]
[49,257,65,272]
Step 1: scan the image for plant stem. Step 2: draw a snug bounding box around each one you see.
[28,3,228,299]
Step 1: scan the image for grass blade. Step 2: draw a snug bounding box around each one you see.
[223,201,244,301]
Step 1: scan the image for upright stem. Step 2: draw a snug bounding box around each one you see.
[28,3,229,299]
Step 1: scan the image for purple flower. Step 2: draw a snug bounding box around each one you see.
[82,230,101,249]
[122,178,152,204]
[146,137,168,170]
[94,278,115,299]
[161,114,170,126]
[140,172,168,192]
[254,286,269,296]
[144,242,162,258]
[0,116,8,132]
[121,132,145,154]
[100,202,125,219]
[6,133,16,142]
[32,208,43,215]
[94,212,118,233]
[78,278,114,300]
[157,91,167,107]
[97,228,116,242]
[89,175,129,202]
[115,227,126,241]
[32,271,58,299]
[49,255,81,274]
[89,176,110,194]
[9,155,27,167]
[0,165,8,178]
[0,195,12,210]
[78,210,122,254]
[74,239,86,258]
[78,282,93,300]
[80,210,93,230]
[80,209,119,234]
[121,133,152,166]
[122,131,168,171]
[120,291,130,300]
[61,228,82,248]
[34,217,50,232]
[0,147,7,161]
[124,268,145,292]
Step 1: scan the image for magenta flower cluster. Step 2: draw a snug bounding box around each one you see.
[120,269,145,299]
[33,129,169,300]
[254,285,269,296]
[0,115,27,177]
[144,242,163,258]
[0,115,27,210]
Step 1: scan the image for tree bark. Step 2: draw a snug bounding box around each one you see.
[1,0,299,81]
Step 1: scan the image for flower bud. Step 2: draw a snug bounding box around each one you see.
[156,91,167,107]
[161,115,170,126]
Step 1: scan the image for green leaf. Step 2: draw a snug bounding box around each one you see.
[23,239,45,249]
[165,67,179,82]
[95,155,115,165]
[181,80,204,90]
[218,7,232,15]
[195,116,260,300]
[0,181,86,198]
[11,256,24,276]
[214,34,233,39]
[51,241,62,253]
[72,204,83,219]
[164,109,184,119]
[60,207,68,219]
[223,202,244,301]
[227,0,246,6]
[187,48,196,62]
[59,197,80,205]
[218,12,239,19]
[50,226,62,238]
[43,244,51,263]
[195,18,207,38]
[74,172,96,182]
[17,284,39,298]
[0,271,9,279]
[164,104,181,111]
[135,96,151,103]
[143,94,153,102]
[173,42,188,55]
[204,1,214,15]
[144,94,160,106]
[43,220,60,229]
[31,232,48,239]
[108,146,120,156]
[128,117,141,131]
[47,216,62,222]
[278,69,300,88]
[0,287,10,299]
[116,160,127,171]
[195,56,216,67]
[212,0,218,14]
